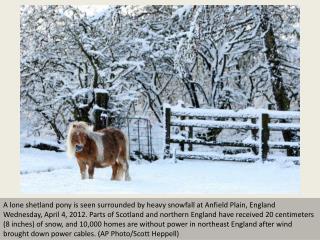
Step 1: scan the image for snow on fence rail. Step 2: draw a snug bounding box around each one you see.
[171,119,259,130]
[164,106,300,163]
[174,151,260,162]
[170,106,300,119]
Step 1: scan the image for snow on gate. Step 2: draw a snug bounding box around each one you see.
[164,106,300,164]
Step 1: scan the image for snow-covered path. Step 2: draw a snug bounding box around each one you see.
[20,148,300,194]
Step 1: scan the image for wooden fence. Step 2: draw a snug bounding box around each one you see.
[164,106,300,164]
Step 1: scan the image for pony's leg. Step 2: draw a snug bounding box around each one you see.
[111,163,118,181]
[119,147,131,181]
[115,163,124,180]
[88,162,95,179]
[77,159,87,180]
[112,161,124,181]
[123,160,131,181]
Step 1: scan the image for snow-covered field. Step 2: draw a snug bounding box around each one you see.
[20,147,300,194]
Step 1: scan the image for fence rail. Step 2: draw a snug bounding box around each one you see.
[164,106,300,163]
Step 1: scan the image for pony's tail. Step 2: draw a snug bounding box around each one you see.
[124,133,131,181]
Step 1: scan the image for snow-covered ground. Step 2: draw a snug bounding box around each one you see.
[20,147,300,194]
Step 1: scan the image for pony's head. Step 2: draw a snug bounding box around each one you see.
[66,121,92,158]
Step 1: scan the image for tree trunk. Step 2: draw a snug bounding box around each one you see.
[260,7,297,156]
[190,82,200,108]
[93,92,109,131]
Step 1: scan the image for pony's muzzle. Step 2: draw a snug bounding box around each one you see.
[75,144,84,152]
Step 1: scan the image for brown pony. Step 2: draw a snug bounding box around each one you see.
[67,121,131,181]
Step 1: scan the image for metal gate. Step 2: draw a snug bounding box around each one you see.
[104,117,157,161]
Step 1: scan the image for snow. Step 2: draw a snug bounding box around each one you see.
[170,106,300,120]
[171,119,259,130]
[110,60,145,70]
[20,147,300,194]
[171,137,259,148]
[20,148,73,175]
[72,88,91,98]
[268,123,300,131]
[130,38,151,52]
[94,88,109,94]
[173,6,192,20]
[175,151,259,162]
[266,110,299,119]
[171,107,259,118]
[268,141,300,148]
[91,104,107,112]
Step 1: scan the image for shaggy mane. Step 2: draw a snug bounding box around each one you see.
[66,121,104,161]
[66,121,92,158]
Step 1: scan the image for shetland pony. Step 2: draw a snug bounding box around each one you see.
[67,121,131,181]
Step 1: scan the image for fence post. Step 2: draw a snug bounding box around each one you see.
[164,108,171,159]
[179,115,185,152]
[251,117,258,155]
[261,113,270,162]
[188,116,193,151]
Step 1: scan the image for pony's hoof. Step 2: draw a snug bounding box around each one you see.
[125,176,132,181]
[111,178,121,181]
